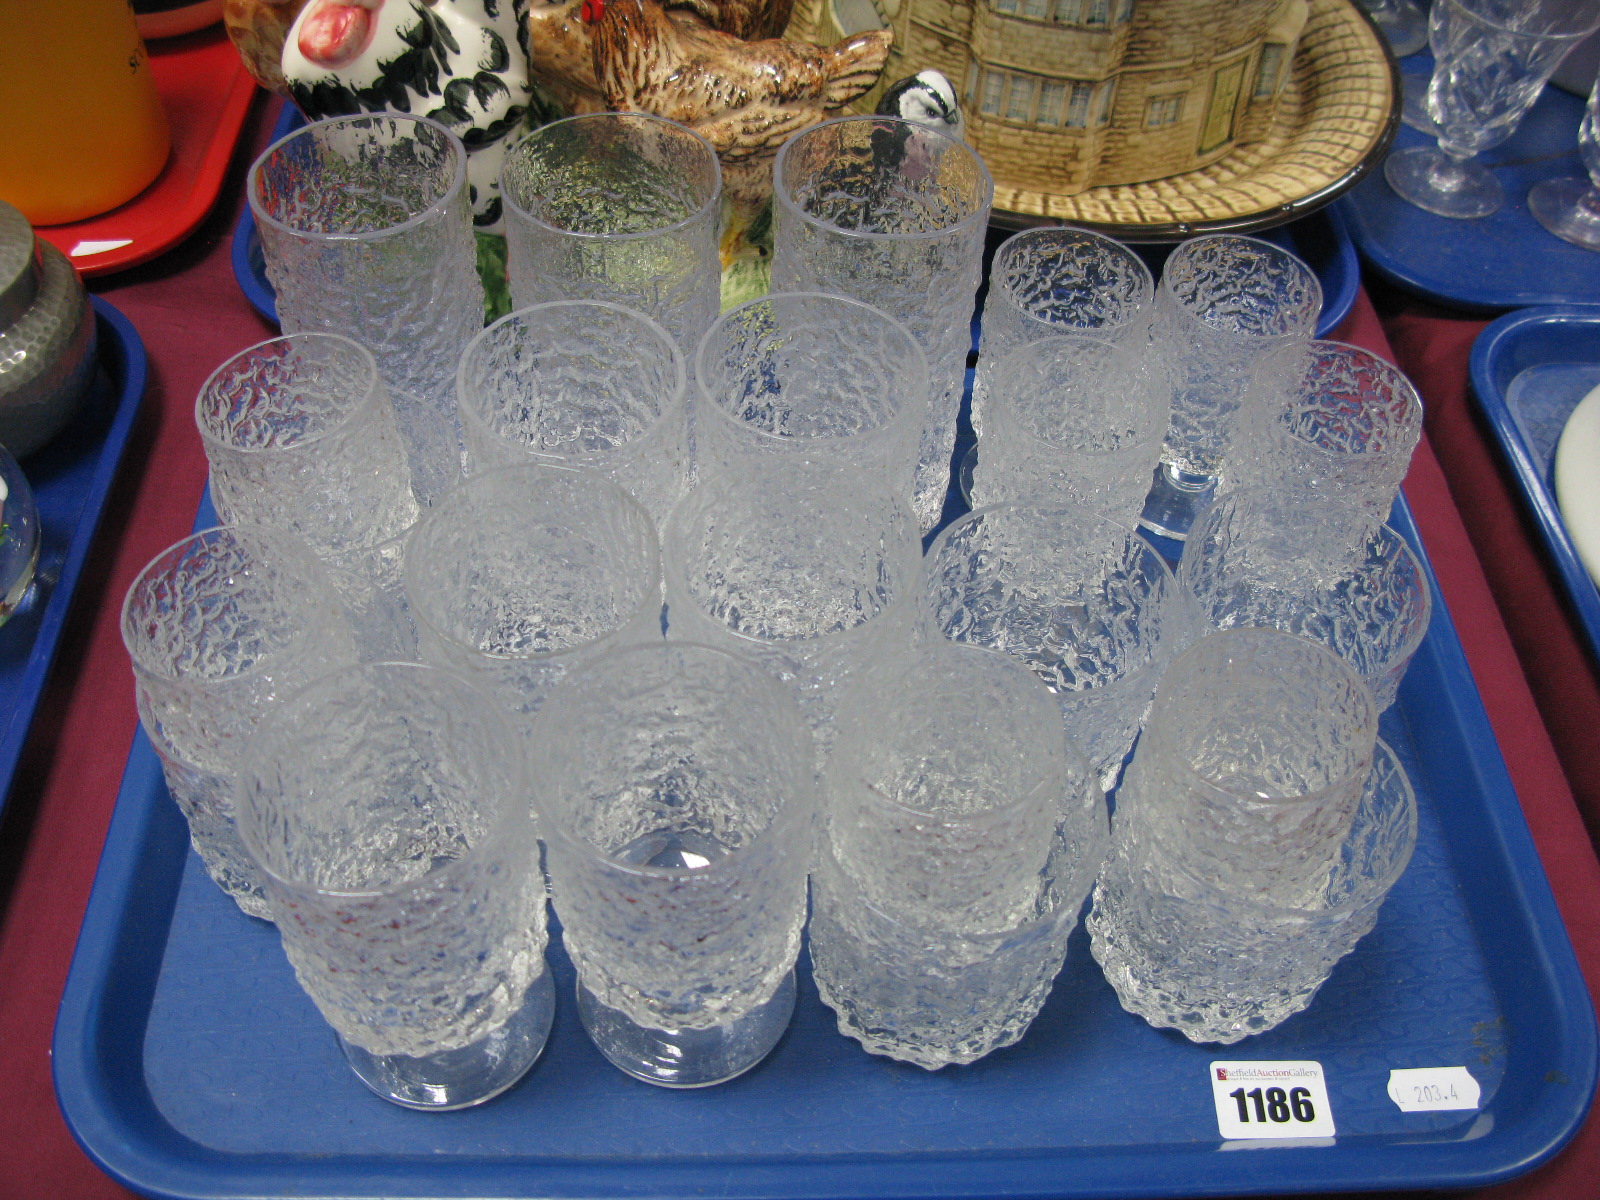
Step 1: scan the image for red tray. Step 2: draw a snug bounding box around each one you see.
[34,25,259,276]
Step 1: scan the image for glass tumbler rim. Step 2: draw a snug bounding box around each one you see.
[1158,233,1323,337]
[1143,626,1380,810]
[1250,338,1424,457]
[498,111,724,242]
[1179,486,1435,685]
[403,462,663,665]
[456,299,687,444]
[120,523,332,683]
[693,290,927,445]
[194,332,383,457]
[247,112,470,244]
[772,114,995,243]
[236,659,528,900]
[532,638,816,881]
[991,224,1157,331]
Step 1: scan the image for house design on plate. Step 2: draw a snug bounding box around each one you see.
[786,0,1309,197]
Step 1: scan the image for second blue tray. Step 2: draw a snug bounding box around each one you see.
[0,298,146,816]
[1337,55,1600,312]
[52,495,1597,1200]
[1469,304,1600,665]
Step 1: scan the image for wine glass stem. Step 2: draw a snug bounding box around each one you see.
[1427,149,1474,193]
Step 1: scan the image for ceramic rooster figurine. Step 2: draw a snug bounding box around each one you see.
[224,0,891,260]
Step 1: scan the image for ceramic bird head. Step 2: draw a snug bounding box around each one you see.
[876,70,964,142]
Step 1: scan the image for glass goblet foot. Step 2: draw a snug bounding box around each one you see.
[577,969,796,1088]
[1385,146,1505,218]
[338,966,555,1110]
[1529,177,1600,250]
[1399,66,1440,133]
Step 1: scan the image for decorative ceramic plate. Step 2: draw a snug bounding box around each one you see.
[992,0,1399,239]
[1555,380,1600,590]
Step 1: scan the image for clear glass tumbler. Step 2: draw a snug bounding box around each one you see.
[1089,734,1416,1044]
[772,115,992,531]
[237,661,553,1109]
[921,504,1191,790]
[968,333,1167,525]
[195,333,419,557]
[404,464,663,720]
[825,641,1074,934]
[531,640,815,1088]
[1141,235,1321,541]
[1227,339,1423,562]
[500,113,724,357]
[1385,0,1600,218]
[456,301,688,525]
[249,113,484,505]
[694,291,927,500]
[1177,490,1433,711]
[662,475,923,754]
[972,225,1155,435]
[121,524,356,917]
[1122,629,1379,909]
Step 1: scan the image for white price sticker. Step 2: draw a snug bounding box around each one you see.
[1210,1061,1336,1139]
[1387,1067,1481,1113]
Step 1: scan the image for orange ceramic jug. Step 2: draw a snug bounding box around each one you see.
[0,0,171,225]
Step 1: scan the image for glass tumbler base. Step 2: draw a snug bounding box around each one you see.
[338,965,555,1110]
[577,969,796,1088]
[1384,147,1505,219]
[1139,462,1216,542]
[1528,178,1600,251]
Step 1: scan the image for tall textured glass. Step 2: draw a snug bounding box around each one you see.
[121,525,356,917]
[972,225,1154,435]
[1090,734,1416,1044]
[500,113,723,357]
[694,291,926,500]
[662,475,923,754]
[456,301,688,525]
[921,504,1191,790]
[772,116,992,531]
[195,333,419,556]
[249,113,483,505]
[404,464,662,720]
[237,661,552,1109]
[532,641,815,1087]
[1141,235,1320,541]
[1178,490,1432,711]
[809,641,1107,1069]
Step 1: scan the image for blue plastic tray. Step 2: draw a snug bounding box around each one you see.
[237,108,1360,340]
[1469,305,1600,665]
[1336,54,1600,312]
[53,489,1597,1199]
[0,297,145,815]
